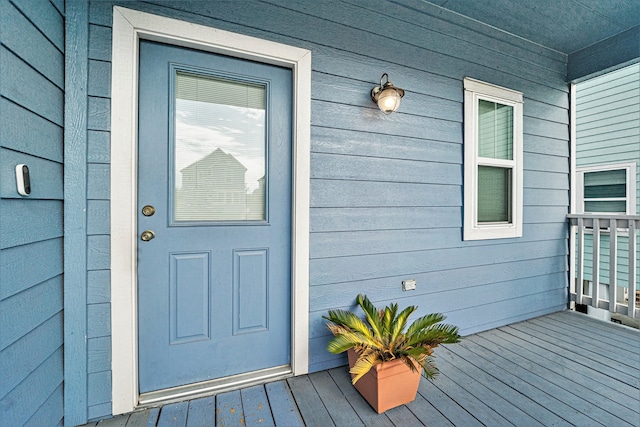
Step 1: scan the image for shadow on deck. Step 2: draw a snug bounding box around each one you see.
[80,311,640,426]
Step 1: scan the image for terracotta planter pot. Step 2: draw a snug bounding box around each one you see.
[347,349,422,414]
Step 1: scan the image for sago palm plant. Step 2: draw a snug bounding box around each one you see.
[325,294,461,384]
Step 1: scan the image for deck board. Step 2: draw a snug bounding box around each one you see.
[240,385,275,427]
[308,370,364,426]
[264,381,304,427]
[215,390,244,427]
[156,401,188,427]
[287,375,334,426]
[185,397,215,427]
[77,311,640,427]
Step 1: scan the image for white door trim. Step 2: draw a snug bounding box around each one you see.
[110,6,311,414]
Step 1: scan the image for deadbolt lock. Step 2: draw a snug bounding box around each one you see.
[141,230,155,241]
[142,205,156,216]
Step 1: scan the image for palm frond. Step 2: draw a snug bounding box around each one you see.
[325,309,374,341]
[349,350,383,384]
[356,294,383,338]
[405,312,446,336]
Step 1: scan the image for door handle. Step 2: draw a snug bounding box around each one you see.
[141,230,155,241]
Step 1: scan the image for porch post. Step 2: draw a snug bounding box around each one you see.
[63,1,89,425]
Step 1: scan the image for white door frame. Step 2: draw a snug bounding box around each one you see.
[110,6,311,414]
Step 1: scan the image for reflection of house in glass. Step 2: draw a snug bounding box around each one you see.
[175,148,264,221]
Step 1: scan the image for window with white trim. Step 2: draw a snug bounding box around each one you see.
[463,78,523,240]
[576,162,636,215]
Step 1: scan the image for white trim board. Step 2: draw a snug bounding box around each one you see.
[110,6,311,415]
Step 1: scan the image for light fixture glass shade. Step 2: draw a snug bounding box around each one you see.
[371,73,405,114]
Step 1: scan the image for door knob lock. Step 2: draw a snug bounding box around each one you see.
[141,230,155,241]
[142,205,156,216]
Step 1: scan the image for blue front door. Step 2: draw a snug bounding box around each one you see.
[137,41,292,394]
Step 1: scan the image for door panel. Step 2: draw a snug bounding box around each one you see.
[137,41,292,393]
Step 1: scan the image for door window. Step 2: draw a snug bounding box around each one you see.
[173,71,267,222]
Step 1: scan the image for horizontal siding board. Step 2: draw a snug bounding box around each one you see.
[524,188,568,206]
[87,199,110,235]
[87,303,111,339]
[311,126,462,164]
[87,270,111,304]
[311,180,461,208]
[88,402,112,421]
[0,276,63,349]
[523,98,568,126]
[11,0,64,51]
[87,164,110,199]
[0,348,63,427]
[524,170,569,190]
[88,59,112,97]
[524,206,570,224]
[523,152,569,174]
[0,48,63,126]
[0,149,63,199]
[523,135,569,158]
[0,199,63,248]
[310,239,567,286]
[87,96,111,131]
[88,24,112,61]
[2,1,64,88]
[524,116,569,141]
[88,337,111,374]
[88,370,112,406]
[310,206,461,232]
[87,235,110,270]
[312,101,462,144]
[311,222,567,259]
[0,238,63,299]
[311,152,461,185]
[87,130,111,163]
[0,312,63,398]
[0,99,63,162]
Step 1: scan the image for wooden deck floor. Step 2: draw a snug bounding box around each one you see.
[81,311,640,427]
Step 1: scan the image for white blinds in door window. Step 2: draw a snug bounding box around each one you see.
[173,72,267,222]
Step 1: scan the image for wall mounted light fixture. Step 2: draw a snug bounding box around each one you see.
[371,73,405,114]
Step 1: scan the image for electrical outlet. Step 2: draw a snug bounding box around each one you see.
[402,279,416,291]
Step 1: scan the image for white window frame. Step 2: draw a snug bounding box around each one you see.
[576,162,637,215]
[463,78,523,240]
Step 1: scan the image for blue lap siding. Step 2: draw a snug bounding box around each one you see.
[0,0,65,426]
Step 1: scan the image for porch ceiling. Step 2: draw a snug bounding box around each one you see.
[394,0,640,80]
[422,0,639,54]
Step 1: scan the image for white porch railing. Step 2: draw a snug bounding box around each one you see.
[568,214,639,319]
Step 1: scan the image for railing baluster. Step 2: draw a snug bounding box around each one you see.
[628,220,637,318]
[592,218,600,308]
[576,218,584,305]
[609,219,617,313]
